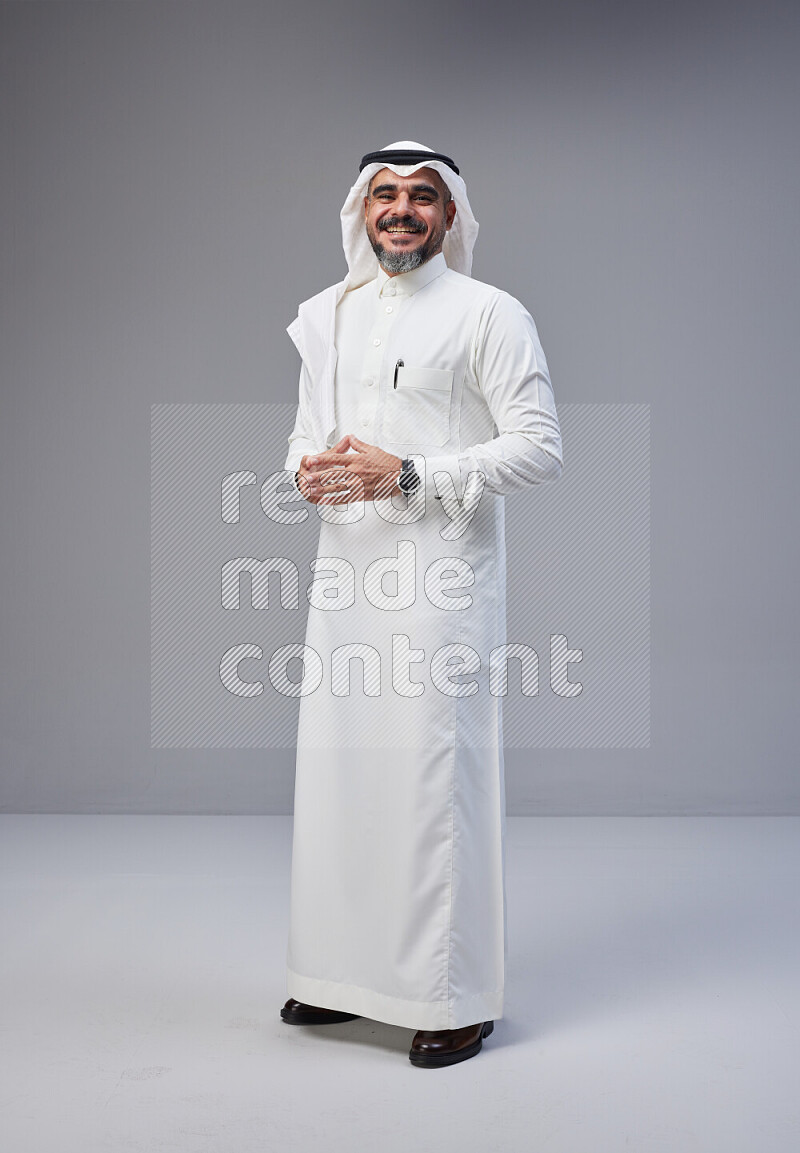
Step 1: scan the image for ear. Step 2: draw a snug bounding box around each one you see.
[445,200,457,232]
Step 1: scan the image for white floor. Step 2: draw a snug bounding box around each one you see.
[0,815,798,1153]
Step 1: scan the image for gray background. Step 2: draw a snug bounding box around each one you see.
[1,0,797,813]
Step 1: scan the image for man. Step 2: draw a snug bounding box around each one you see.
[280,141,563,1068]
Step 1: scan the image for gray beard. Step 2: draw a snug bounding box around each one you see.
[372,245,427,274]
[368,213,448,275]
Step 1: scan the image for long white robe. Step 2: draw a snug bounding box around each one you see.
[283,252,562,1030]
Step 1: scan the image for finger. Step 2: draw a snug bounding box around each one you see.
[318,491,357,505]
[308,450,354,468]
[321,478,365,498]
[317,478,359,499]
[345,434,370,452]
[328,434,351,453]
[317,478,351,490]
[317,467,354,484]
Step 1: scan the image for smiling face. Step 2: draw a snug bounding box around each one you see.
[364,166,457,276]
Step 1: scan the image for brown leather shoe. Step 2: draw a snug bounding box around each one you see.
[409,1020,494,1068]
[280,997,361,1025]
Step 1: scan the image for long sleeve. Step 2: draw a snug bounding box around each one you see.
[284,359,327,494]
[423,290,563,496]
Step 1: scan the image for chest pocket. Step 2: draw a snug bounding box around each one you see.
[384,366,454,447]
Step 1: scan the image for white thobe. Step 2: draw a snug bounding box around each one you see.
[284,251,562,1030]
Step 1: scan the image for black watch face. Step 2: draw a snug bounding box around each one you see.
[401,470,420,492]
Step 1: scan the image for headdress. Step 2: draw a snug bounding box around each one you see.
[339,139,479,289]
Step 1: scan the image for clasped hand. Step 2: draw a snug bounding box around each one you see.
[297,434,404,504]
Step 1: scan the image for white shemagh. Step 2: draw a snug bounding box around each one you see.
[286,141,480,451]
[339,139,480,287]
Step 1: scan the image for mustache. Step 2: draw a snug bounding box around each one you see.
[378,215,426,234]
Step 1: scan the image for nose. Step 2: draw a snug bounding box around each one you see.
[393,190,416,215]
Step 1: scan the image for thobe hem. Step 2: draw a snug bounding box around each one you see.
[286,967,503,1031]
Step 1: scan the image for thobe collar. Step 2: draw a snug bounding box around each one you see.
[375,251,447,299]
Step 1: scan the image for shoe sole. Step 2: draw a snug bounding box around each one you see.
[409,1020,494,1068]
[280,1008,361,1025]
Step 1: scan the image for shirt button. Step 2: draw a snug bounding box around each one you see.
[361,417,369,427]
[373,337,381,347]
[384,285,396,296]
[385,305,393,314]
[365,379,374,387]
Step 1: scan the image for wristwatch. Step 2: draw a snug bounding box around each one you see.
[397,457,421,494]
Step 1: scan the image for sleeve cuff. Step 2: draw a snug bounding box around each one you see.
[414,453,467,499]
